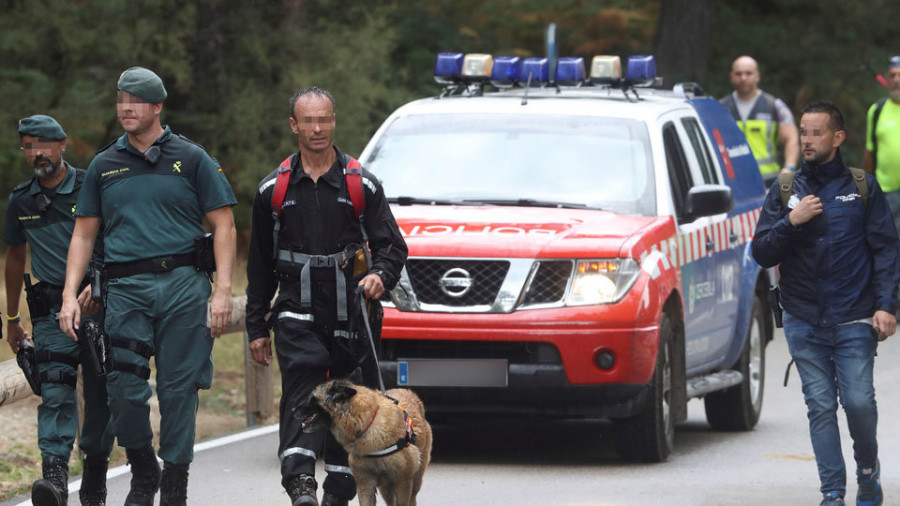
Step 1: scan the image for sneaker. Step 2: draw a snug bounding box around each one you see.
[820,491,845,506]
[857,460,883,506]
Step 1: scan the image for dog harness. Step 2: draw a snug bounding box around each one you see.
[363,407,417,458]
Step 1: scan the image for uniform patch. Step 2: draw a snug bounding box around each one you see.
[172,161,182,173]
[282,199,297,208]
[101,167,130,177]
[787,195,800,209]
[834,193,861,203]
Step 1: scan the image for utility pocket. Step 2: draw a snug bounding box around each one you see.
[272,303,330,369]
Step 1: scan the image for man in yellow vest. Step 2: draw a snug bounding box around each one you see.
[864,55,900,242]
[720,55,799,185]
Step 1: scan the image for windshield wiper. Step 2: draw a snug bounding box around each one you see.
[389,196,479,206]
[468,198,597,209]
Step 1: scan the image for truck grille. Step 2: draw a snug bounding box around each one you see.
[407,259,510,306]
[522,260,573,306]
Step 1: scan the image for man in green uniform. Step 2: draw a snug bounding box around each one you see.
[59,67,237,506]
[720,55,800,185]
[864,56,900,243]
[5,115,115,506]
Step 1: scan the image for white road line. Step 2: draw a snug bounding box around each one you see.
[14,424,279,505]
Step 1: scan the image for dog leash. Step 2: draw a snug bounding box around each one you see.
[356,286,387,394]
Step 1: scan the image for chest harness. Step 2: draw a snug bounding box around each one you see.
[354,396,417,458]
[271,154,368,321]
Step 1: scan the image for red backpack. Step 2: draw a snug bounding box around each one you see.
[271,154,365,220]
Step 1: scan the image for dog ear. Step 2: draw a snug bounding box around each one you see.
[348,367,364,385]
[336,385,358,402]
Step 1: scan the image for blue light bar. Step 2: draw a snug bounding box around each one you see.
[490,56,522,88]
[555,56,586,86]
[434,52,464,84]
[625,55,656,82]
[519,57,549,84]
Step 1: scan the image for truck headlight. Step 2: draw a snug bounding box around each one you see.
[566,259,640,305]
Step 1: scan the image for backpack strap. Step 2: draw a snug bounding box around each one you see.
[343,156,372,267]
[779,170,796,208]
[271,156,293,218]
[849,167,868,207]
[270,156,293,258]
[871,97,888,171]
[343,156,366,221]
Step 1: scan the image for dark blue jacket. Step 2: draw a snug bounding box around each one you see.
[752,151,900,327]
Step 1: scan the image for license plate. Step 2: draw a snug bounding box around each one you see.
[397,359,508,387]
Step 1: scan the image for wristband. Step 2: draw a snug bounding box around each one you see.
[6,314,21,323]
[784,165,797,171]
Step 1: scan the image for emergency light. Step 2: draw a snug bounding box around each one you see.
[434,52,464,84]
[555,57,586,86]
[490,56,522,88]
[590,56,622,84]
[519,57,550,84]
[625,55,656,83]
[461,54,493,82]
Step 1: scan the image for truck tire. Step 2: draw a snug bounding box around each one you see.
[614,313,675,462]
[703,291,766,430]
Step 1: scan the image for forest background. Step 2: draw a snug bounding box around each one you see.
[1,0,899,240]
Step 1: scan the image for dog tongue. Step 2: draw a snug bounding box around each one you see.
[300,412,318,429]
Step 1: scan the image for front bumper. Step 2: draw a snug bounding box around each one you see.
[377,360,649,418]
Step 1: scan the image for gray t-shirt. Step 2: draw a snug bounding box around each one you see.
[732,90,795,125]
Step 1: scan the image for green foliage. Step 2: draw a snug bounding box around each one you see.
[2,0,898,240]
[0,0,409,235]
[707,0,900,166]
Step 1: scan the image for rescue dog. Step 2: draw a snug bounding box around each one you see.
[296,372,432,506]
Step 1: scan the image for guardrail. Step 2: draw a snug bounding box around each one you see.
[0,296,274,423]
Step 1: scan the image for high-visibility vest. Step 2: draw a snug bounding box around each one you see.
[720,92,781,175]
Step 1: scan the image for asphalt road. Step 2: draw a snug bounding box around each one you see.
[6,326,900,505]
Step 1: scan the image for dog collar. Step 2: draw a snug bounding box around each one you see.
[356,407,379,439]
[364,409,416,458]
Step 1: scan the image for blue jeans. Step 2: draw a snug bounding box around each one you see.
[783,311,879,496]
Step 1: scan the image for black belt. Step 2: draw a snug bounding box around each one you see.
[104,253,194,280]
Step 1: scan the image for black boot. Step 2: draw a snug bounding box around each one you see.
[286,474,318,506]
[321,493,349,506]
[79,454,109,506]
[32,455,69,506]
[159,463,190,506]
[124,445,161,506]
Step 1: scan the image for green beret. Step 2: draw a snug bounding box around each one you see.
[117,66,167,103]
[18,115,66,140]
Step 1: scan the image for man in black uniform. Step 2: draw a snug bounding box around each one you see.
[245,87,407,506]
[5,115,114,506]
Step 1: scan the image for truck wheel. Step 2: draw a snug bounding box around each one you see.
[615,313,675,462]
[704,291,766,430]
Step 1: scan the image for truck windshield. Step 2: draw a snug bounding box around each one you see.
[364,113,656,215]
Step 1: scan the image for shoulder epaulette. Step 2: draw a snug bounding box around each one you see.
[11,180,31,193]
[95,138,117,155]
[175,134,207,151]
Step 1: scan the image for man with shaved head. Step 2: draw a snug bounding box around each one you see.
[721,55,800,185]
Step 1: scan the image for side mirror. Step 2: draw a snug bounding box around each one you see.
[685,184,733,220]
